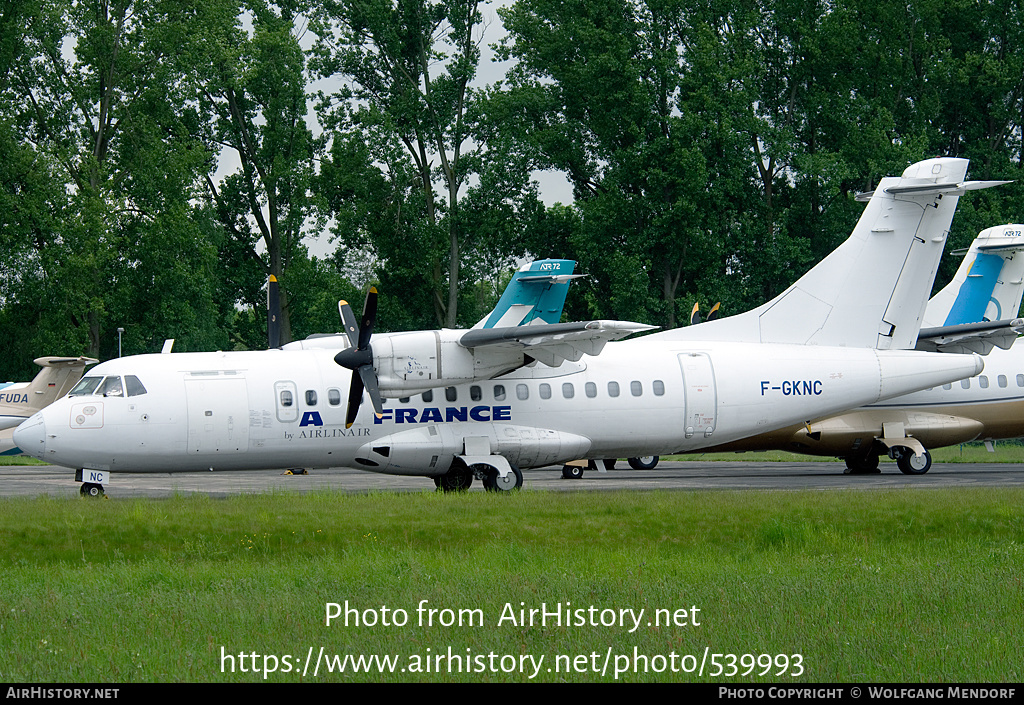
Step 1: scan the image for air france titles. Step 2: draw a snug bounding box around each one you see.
[374,406,512,424]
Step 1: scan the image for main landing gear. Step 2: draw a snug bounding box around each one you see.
[843,447,932,475]
[560,456,660,479]
[432,461,523,493]
[894,448,932,475]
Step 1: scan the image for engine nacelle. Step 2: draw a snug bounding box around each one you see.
[372,330,524,397]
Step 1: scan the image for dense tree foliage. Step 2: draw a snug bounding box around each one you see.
[1,0,1022,379]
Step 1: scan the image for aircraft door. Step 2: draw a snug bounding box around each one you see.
[185,377,250,454]
[678,353,717,439]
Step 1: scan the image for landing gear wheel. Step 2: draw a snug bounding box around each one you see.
[80,483,104,498]
[483,464,523,492]
[436,465,474,492]
[562,464,584,479]
[628,455,659,470]
[844,453,880,474]
[897,449,932,475]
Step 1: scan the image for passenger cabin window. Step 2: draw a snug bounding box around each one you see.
[328,389,342,405]
[516,384,529,400]
[446,387,458,402]
[630,381,643,397]
[608,381,620,398]
[1018,374,1024,388]
[494,385,506,401]
[999,375,1008,388]
[422,390,433,403]
[653,380,665,396]
[563,383,574,399]
[586,382,597,398]
[539,383,551,399]
[305,390,318,405]
[979,376,989,389]
[280,390,294,407]
[961,379,971,390]
[471,385,482,401]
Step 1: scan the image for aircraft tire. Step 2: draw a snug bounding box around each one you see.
[562,465,584,479]
[628,455,659,470]
[843,453,880,474]
[436,465,474,492]
[897,449,932,475]
[80,483,104,498]
[482,464,523,492]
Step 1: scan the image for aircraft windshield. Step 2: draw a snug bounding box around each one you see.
[68,375,148,397]
[69,377,103,396]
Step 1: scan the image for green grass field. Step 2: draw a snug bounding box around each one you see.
[1,488,1021,683]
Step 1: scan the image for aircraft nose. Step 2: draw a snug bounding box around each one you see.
[13,414,46,458]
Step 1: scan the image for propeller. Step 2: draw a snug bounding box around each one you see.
[689,301,721,325]
[334,287,384,428]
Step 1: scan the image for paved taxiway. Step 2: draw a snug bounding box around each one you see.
[2,460,1024,498]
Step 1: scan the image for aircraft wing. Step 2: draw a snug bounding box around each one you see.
[915,318,1024,355]
[459,320,657,366]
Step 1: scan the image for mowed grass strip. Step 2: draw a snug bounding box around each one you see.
[0,489,1021,683]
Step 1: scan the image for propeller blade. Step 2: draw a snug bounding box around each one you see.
[358,287,377,350]
[358,364,384,418]
[338,300,360,349]
[345,373,365,428]
[707,302,721,322]
[690,302,701,326]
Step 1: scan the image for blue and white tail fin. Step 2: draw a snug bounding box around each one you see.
[473,259,582,329]
[924,224,1024,327]
[665,157,1009,349]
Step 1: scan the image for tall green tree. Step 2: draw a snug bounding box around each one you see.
[309,0,540,328]
[194,0,325,345]
[1,0,228,365]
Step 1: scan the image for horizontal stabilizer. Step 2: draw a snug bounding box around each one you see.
[915,318,1024,355]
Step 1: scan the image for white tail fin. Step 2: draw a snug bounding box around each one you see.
[668,157,1008,348]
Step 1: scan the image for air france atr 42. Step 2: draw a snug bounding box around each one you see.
[13,158,996,494]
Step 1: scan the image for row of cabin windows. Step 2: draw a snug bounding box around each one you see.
[400,380,667,404]
[280,388,344,408]
[940,374,1024,391]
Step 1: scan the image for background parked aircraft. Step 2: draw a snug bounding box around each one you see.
[691,223,1024,473]
[0,356,97,456]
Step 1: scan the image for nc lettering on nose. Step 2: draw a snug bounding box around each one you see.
[760,380,823,396]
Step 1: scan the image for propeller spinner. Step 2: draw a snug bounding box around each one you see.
[334,287,385,428]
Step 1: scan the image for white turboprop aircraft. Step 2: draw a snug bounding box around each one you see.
[14,157,999,495]
[693,223,1024,473]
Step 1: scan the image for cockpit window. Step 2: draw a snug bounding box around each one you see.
[69,377,103,396]
[99,376,123,397]
[125,375,147,397]
[69,375,147,397]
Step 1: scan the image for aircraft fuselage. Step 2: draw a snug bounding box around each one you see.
[14,337,983,479]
